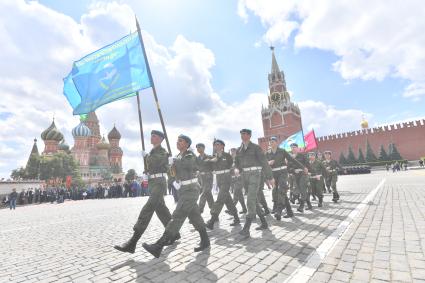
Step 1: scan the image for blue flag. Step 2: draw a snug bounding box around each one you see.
[279,130,305,152]
[63,32,152,115]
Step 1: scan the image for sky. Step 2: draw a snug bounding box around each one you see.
[1,0,424,178]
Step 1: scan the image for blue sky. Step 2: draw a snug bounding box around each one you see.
[0,0,424,178]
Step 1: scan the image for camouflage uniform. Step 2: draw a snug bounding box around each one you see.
[287,152,310,212]
[308,158,326,207]
[323,158,343,202]
[196,153,214,213]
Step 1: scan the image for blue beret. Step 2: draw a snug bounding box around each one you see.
[196,143,205,148]
[270,136,278,142]
[178,134,192,146]
[290,143,298,147]
[240,129,252,135]
[151,130,164,139]
[213,139,225,146]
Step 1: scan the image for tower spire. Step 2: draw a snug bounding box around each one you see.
[270,46,280,74]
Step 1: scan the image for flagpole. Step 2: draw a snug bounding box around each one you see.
[135,16,172,156]
[136,93,148,170]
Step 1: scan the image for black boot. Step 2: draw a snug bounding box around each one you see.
[318,196,323,207]
[312,194,317,201]
[142,233,169,258]
[255,213,268,230]
[284,197,294,217]
[206,214,218,230]
[164,232,181,246]
[239,217,252,239]
[230,213,240,226]
[194,228,210,252]
[239,209,247,214]
[306,198,313,210]
[290,193,295,204]
[114,231,142,254]
[332,192,338,203]
[336,192,340,200]
[297,200,305,213]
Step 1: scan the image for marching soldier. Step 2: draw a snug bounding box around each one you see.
[230,148,247,214]
[235,129,274,239]
[196,143,214,213]
[206,139,240,229]
[267,137,305,220]
[323,150,344,202]
[287,143,310,213]
[143,134,210,258]
[257,174,271,215]
[307,151,326,207]
[114,130,175,254]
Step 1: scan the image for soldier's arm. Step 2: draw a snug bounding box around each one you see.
[284,150,305,169]
[255,145,273,180]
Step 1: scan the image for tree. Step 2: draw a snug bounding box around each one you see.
[388,143,403,161]
[125,169,137,182]
[357,148,365,163]
[378,145,389,161]
[38,152,81,183]
[346,146,356,164]
[11,167,26,180]
[365,140,378,162]
[339,152,347,165]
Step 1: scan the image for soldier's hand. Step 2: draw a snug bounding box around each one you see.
[141,150,149,157]
[268,160,275,165]
[234,168,240,176]
[168,157,175,165]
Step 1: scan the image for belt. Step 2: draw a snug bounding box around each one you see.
[272,165,287,171]
[328,169,337,172]
[149,173,167,179]
[199,172,212,176]
[294,169,303,173]
[181,178,199,186]
[213,169,231,175]
[309,174,322,178]
[242,166,262,172]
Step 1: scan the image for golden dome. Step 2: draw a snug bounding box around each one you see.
[361,118,369,129]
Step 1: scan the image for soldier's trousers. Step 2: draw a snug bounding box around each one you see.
[232,182,247,211]
[257,187,269,211]
[165,184,205,238]
[198,174,214,212]
[294,173,308,201]
[273,171,292,216]
[211,178,237,217]
[310,177,324,198]
[325,175,338,193]
[133,178,172,234]
[242,170,264,219]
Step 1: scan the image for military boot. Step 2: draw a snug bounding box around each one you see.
[230,213,240,226]
[306,198,313,210]
[336,192,340,200]
[318,196,323,207]
[206,214,218,230]
[283,197,294,218]
[239,217,252,239]
[240,201,247,214]
[142,233,169,258]
[332,192,338,203]
[114,231,142,254]
[297,200,305,213]
[194,228,210,252]
[255,213,269,230]
[164,232,181,246]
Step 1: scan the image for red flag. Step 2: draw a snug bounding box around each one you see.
[304,130,318,152]
[66,175,72,188]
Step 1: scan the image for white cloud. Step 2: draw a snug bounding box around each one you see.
[238,0,425,100]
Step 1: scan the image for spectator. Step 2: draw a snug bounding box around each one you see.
[9,188,18,210]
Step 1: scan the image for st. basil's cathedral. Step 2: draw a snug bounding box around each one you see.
[36,112,123,182]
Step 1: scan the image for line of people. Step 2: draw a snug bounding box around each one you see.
[114,129,343,259]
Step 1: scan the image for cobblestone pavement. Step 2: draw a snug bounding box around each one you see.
[0,171,423,282]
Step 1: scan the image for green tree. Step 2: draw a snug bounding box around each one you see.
[38,152,81,183]
[339,152,347,165]
[365,140,378,162]
[357,148,365,163]
[346,146,356,164]
[388,143,403,161]
[125,169,137,182]
[11,167,26,180]
[378,145,389,161]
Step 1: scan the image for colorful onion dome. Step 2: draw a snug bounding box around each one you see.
[96,136,110,150]
[108,125,121,140]
[58,139,70,151]
[41,120,64,142]
[72,122,91,137]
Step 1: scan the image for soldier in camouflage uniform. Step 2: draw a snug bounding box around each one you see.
[287,143,310,213]
[206,139,240,229]
[235,129,274,239]
[267,137,306,220]
[230,148,247,214]
[307,151,326,207]
[196,143,214,213]
[114,130,175,254]
[323,150,344,202]
[143,135,209,258]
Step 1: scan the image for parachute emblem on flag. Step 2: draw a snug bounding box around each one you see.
[99,63,120,91]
